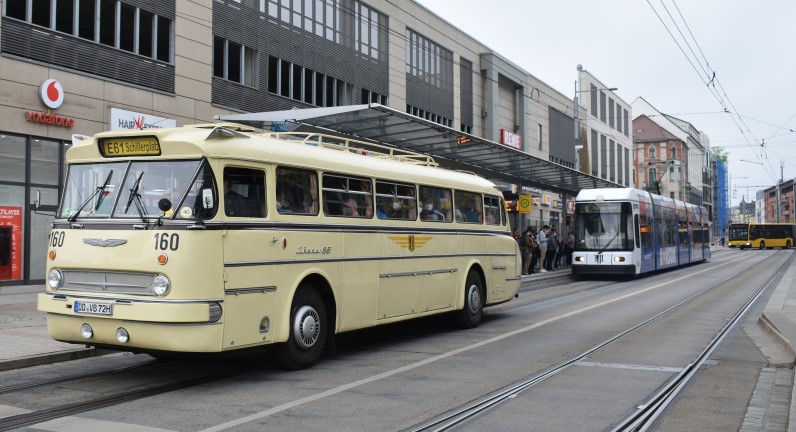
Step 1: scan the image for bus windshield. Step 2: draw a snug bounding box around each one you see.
[575,202,633,251]
[60,160,215,220]
[728,224,748,242]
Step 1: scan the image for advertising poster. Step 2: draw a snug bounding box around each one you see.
[0,206,23,280]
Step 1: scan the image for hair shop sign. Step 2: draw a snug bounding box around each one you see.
[25,79,76,128]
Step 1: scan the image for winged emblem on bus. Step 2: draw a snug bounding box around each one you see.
[388,235,431,252]
[83,238,128,247]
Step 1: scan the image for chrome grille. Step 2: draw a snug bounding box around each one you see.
[60,271,155,296]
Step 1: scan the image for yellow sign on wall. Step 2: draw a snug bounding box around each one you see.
[518,194,532,214]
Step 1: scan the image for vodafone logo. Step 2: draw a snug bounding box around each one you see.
[39,79,64,109]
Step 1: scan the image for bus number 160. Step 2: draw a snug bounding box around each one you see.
[154,233,180,251]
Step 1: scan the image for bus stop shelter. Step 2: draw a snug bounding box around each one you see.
[215,104,620,198]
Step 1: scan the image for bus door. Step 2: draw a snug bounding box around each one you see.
[219,164,277,349]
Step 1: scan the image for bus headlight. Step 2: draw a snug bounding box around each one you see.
[48,269,64,289]
[116,327,130,343]
[150,275,170,296]
[613,256,625,262]
[81,323,93,339]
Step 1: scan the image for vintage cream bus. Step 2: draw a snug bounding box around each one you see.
[37,124,521,369]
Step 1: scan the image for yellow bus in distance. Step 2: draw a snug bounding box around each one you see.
[38,124,521,369]
[732,222,796,250]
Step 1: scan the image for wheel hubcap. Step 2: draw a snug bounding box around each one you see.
[466,284,481,315]
[293,305,320,349]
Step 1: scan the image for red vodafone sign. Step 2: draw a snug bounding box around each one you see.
[26,79,75,128]
[40,79,64,109]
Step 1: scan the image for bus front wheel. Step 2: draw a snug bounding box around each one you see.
[452,271,484,329]
[759,241,766,250]
[273,287,327,370]
[786,240,791,249]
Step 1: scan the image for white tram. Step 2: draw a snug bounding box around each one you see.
[572,188,710,275]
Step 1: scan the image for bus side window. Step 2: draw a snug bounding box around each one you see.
[223,167,266,218]
[276,167,318,215]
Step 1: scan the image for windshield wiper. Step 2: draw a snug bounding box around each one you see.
[68,171,112,222]
[124,172,148,223]
[598,232,620,255]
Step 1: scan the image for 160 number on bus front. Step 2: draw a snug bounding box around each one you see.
[154,233,180,251]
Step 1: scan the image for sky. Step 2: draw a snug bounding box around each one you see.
[414,0,796,207]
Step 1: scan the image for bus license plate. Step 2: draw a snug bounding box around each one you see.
[74,301,113,316]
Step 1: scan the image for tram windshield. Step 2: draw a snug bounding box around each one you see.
[574,202,634,251]
[728,223,749,242]
[60,160,216,220]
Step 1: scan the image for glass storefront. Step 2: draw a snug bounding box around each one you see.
[0,133,64,285]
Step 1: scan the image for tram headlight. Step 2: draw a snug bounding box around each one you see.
[575,256,585,262]
[48,269,64,289]
[613,257,625,262]
[150,275,170,296]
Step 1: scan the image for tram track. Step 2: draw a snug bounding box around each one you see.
[0,359,268,431]
[0,357,157,395]
[403,250,790,432]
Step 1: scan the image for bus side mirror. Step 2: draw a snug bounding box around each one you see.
[202,189,214,209]
[34,190,41,209]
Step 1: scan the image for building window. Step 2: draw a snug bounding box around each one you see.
[538,124,543,151]
[624,109,629,136]
[355,2,383,60]
[262,0,340,44]
[4,0,173,63]
[649,146,656,159]
[671,147,677,159]
[406,105,451,128]
[608,98,615,129]
[669,166,675,181]
[406,29,453,93]
[599,91,606,123]
[214,37,258,87]
[361,89,388,105]
[267,56,352,106]
[649,168,657,186]
[590,84,598,117]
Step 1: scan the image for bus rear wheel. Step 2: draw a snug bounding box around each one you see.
[273,287,327,370]
[759,241,766,250]
[452,271,484,329]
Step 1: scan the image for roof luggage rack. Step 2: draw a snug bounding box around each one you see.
[267,132,438,167]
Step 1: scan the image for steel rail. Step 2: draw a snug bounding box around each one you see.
[404,252,783,432]
[608,253,793,432]
[0,358,157,395]
[0,362,266,431]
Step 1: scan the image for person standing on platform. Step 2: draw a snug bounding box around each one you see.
[537,225,549,273]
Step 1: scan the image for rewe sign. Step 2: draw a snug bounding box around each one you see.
[500,129,522,150]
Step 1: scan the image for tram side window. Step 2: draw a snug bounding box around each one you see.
[419,186,452,222]
[276,167,318,215]
[640,213,654,248]
[483,196,501,225]
[322,174,373,218]
[375,181,416,220]
[223,167,266,218]
[454,190,483,224]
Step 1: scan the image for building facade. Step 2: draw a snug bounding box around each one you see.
[764,179,794,223]
[0,0,618,285]
[576,68,631,187]
[632,114,686,197]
